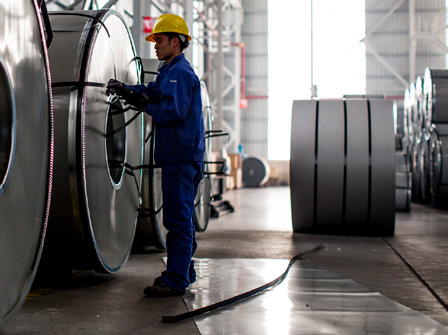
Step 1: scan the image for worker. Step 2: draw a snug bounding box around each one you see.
[106,13,205,297]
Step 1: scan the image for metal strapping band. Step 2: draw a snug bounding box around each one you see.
[162,244,325,323]
[52,81,106,88]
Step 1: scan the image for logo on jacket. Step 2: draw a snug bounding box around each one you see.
[170,80,177,83]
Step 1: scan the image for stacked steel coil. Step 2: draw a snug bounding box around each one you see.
[290,99,395,236]
[0,0,54,326]
[402,68,448,206]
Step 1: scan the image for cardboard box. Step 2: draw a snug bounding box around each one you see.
[228,153,243,170]
[230,167,242,189]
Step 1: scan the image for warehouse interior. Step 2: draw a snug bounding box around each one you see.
[2,0,448,334]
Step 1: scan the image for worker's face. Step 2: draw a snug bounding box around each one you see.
[153,33,178,63]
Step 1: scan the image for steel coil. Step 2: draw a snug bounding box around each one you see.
[419,129,431,202]
[423,68,448,128]
[414,76,425,136]
[290,99,395,236]
[242,156,270,187]
[395,152,411,212]
[0,0,54,326]
[429,124,448,205]
[134,116,166,250]
[411,135,422,201]
[194,81,213,232]
[42,10,143,272]
[403,88,414,145]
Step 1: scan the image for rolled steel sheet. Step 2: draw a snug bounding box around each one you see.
[135,117,166,250]
[419,129,431,202]
[369,99,395,233]
[414,76,424,136]
[315,100,345,228]
[132,59,166,250]
[403,88,414,145]
[395,152,411,212]
[429,125,448,205]
[194,81,213,232]
[423,68,448,128]
[411,135,422,201]
[290,100,316,232]
[408,82,422,138]
[345,100,369,226]
[393,102,405,143]
[0,0,53,326]
[242,156,270,187]
[194,176,211,232]
[43,10,143,272]
[290,99,395,236]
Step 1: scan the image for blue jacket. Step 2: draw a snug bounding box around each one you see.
[125,54,205,166]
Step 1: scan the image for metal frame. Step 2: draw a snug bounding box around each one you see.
[363,0,446,94]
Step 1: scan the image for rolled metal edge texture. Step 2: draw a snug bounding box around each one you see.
[315,100,345,228]
[430,124,448,205]
[345,100,369,225]
[290,100,316,233]
[290,99,395,236]
[134,59,167,249]
[369,99,395,234]
[424,68,448,126]
[44,10,142,272]
[395,152,411,212]
[194,176,212,232]
[419,132,431,202]
[135,116,167,250]
[0,0,54,326]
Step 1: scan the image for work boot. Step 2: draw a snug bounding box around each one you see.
[143,277,184,298]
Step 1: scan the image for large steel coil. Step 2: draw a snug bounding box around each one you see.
[0,0,54,326]
[429,124,448,205]
[290,99,395,236]
[41,10,143,272]
[423,68,448,129]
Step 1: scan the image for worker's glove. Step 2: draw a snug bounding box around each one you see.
[106,79,130,96]
[126,92,151,110]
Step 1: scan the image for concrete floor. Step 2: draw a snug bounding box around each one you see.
[2,186,448,334]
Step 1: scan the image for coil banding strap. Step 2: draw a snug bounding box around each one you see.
[162,244,324,323]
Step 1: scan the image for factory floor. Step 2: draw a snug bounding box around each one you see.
[2,186,448,334]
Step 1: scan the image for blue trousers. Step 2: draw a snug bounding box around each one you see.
[161,161,203,293]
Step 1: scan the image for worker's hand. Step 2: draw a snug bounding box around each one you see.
[126,92,151,110]
[106,79,129,96]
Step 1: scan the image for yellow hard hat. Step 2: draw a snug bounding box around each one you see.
[146,14,191,42]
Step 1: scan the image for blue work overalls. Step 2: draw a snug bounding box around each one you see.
[125,54,205,293]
